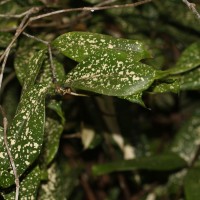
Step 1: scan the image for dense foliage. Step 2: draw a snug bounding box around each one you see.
[1,0,200,199]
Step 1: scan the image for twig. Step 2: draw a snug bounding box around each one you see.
[22,32,57,84]
[30,0,152,21]
[0,7,41,94]
[0,0,11,5]
[0,106,19,200]
[182,0,200,21]
[0,0,153,94]
[0,50,10,100]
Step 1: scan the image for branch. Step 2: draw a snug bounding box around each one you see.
[0,106,19,200]
[30,0,152,21]
[182,0,200,21]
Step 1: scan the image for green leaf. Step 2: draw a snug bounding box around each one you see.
[0,84,48,188]
[14,39,45,85]
[52,31,151,62]
[47,100,65,125]
[167,42,200,75]
[65,50,158,96]
[40,117,63,168]
[184,167,200,200]
[152,78,180,93]
[120,92,145,107]
[92,153,187,176]
[0,32,13,48]
[2,166,41,199]
[180,67,200,90]
[170,109,200,164]
[22,50,47,90]
[38,58,65,87]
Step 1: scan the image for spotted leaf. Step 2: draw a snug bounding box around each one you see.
[22,49,47,91]
[14,39,45,85]
[167,42,200,75]
[64,50,159,96]
[120,92,145,107]
[0,84,48,188]
[2,166,41,199]
[52,31,150,62]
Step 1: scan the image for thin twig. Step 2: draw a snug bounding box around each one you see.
[182,0,200,21]
[0,50,10,100]
[0,0,11,5]
[0,8,41,93]
[0,106,19,200]
[30,0,152,21]
[22,32,57,84]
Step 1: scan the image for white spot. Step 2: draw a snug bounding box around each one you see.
[10,139,15,145]
[0,152,4,159]
[25,161,30,165]
[108,44,114,49]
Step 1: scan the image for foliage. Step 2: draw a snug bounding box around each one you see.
[1,0,200,200]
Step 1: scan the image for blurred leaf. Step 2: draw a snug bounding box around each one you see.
[14,0,43,6]
[92,153,187,176]
[47,100,65,125]
[2,166,41,199]
[0,32,13,48]
[167,169,187,196]
[152,78,180,93]
[0,84,48,188]
[65,50,159,96]
[168,42,200,75]
[38,161,80,200]
[40,117,63,168]
[184,167,200,200]
[52,31,151,62]
[170,109,200,164]
[180,67,200,90]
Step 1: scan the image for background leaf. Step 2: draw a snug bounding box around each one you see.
[184,167,200,200]
[167,42,200,75]
[92,153,187,176]
[170,109,200,164]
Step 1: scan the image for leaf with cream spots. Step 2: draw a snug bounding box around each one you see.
[14,38,46,85]
[120,92,145,107]
[52,31,151,62]
[0,84,48,188]
[64,50,158,96]
[2,166,41,199]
